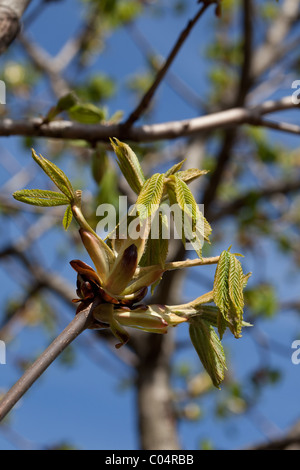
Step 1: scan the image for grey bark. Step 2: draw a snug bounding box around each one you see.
[136,332,180,450]
[134,248,186,450]
[0,0,31,54]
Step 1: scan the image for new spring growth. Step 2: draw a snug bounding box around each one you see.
[12,140,251,388]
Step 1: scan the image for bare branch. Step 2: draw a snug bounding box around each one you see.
[212,179,300,222]
[248,117,300,136]
[0,0,31,54]
[236,0,254,105]
[123,2,212,128]
[19,33,70,97]
[0,95,297,142]
[126,22,205,112]
[203,0,255,212]
[0,303,94,422]
[251,0,300,81]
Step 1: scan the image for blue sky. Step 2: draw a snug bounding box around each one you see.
[0,0,300,450]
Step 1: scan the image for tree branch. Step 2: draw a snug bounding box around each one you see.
[212,178,300,222]
[236,0,254,105]
[123,2,212,128]
[203,0,254,213]
[251,0,300,81]
[0,303,94,422]
[0,0,31,54]
[126,21,205,112]
[19,33,70,97]
[0,96,297,142]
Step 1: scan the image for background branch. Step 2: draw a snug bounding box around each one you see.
[123,2,211,128]
[0,0,31,54]
[0,96,297,142]
[0,303,94,422]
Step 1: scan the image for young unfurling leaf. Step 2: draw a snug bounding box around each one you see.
[176,168,208,185]
[213,249,250,339]
[164,159,186,177]
[44,92,79,123]
[167,175,211,258]
[68,103,105,124]
[213,250,230,317]
[135,173,165,220]
[63,205,73,230]
[13,189,70,207]
[140,212,169,269]
[189,317,227,389]
[110,138,146,194]
[31,149,74,201]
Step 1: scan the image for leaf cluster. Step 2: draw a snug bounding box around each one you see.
[12,140,251,389]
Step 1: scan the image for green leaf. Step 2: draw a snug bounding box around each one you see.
[213,250,248,339]
[56,92,78,111]
[189,317,227,389]
[63,205,73,230]
[198,305,221,326]
[167,175,211,258]
[196,304,252,331]
[213,250,231,318]
[140,212,169,268]
[31,149,74,200]
[135,173,165,220]
[45,93,79,123]
[164,160,186,177]
[68,103,105,124]
[228,254,244,312]
[13,189,70,207]
[176,168,208,185]
[110,138,146,194]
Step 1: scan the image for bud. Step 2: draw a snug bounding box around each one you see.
[114,306,169,334]
[105,244,138,295]
[147,304,187,327]
[123,267,163,295]
[79,229,110,283]
[118,286,148,306]
[70,259,101,287]
[110,316,130,349]
[92,302,113,325]
[75,274,94,300]
[56,92,78,111]
[110,137,145,195]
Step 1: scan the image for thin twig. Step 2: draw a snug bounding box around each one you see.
[249,116,300,135]
[203,0,254,212]
[19,33,70,97]
[212,178,300,221]
[236,0,254,105]
[126,22,205,112]
[123,2,212,128]
[164,256,220,271]
[0,304,94,422]
[135,256,220,279]
[251,0,300,81]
